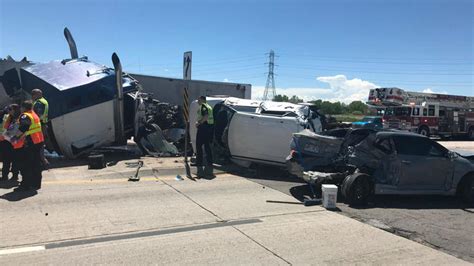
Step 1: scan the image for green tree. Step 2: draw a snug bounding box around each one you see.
[308,99,322,110]
[289,95,303,104]
[273,94,303,104]
[273,94,289,102]
[347,101,368,114]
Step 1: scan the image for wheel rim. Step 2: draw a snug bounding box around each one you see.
[420,128,428,136]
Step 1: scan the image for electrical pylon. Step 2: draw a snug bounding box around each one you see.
[263,50,276,101]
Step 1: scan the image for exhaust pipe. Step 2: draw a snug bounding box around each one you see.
[63,27,78,59]
[112,52,125,144]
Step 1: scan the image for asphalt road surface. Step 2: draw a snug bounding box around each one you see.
[243,141,474,263]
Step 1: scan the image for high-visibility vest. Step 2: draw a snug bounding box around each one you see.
[13,111,44,149]
[34,97,49,123]
[197,102,214,125]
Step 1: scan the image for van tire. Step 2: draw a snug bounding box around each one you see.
[418,126,430,137]
[342,173,371,206]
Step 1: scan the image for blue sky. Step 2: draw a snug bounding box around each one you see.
[1,0,472,102]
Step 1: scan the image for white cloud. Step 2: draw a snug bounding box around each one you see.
[251,75,378,103]
[422,88,447,94]
[223,78,229,82]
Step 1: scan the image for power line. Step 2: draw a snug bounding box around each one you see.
[278,65,473,76]
[279,53,473,64]
[193,65,265,75]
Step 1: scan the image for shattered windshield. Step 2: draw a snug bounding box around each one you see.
[385,107,411,116]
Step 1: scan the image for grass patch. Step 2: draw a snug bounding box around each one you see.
[332,114,365,123]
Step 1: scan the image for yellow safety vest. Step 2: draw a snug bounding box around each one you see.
[24,112,42,136]
[197,103,214,125]
[34,97,49,123]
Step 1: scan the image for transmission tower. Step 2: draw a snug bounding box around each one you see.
[263,50,276,101]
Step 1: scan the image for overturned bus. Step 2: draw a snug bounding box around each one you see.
[0,28,179,158]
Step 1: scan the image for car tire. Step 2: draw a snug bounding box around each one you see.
[343,173,371,206]
[458,174,474,205]
[418,126,430,137]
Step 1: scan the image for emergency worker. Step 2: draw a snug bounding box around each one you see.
[31,88,49,168]
[195,96,214,178]
[13,100,44,192]
[0,104,21,181]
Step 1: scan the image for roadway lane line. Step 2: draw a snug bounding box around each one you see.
[0,246,45,256]
[45,219,261,250]
[0,219,262,256]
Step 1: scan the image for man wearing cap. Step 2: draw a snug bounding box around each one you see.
[195,96,214,178]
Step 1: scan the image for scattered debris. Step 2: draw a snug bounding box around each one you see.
[266,200,302,205]
[136,123,179,157]
[128,160,144,182]
[88,154,106,169]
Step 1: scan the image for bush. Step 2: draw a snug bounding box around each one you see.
[352,111,363,115]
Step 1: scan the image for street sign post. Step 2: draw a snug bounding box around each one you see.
[183,51,192,179]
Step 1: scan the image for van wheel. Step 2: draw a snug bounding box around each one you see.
[418,126,430,137]
[344,174,371,206]
[458,174,474,205]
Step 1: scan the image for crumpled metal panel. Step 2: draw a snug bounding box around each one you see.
[22,60,110,91]
[348,133,401,185]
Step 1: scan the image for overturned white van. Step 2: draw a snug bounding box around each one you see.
[190,97,323,167]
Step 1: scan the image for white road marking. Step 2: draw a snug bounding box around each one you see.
[0,246,45,256]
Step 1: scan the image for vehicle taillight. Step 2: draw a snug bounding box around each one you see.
[291,150,298,158]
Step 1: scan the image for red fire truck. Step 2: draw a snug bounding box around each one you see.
[368,88,474,139]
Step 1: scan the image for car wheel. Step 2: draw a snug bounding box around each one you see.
[418,126,430,137]
[459,174,474,205]
[345,174,371,206]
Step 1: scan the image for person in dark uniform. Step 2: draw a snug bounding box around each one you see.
[13,101,44,192]
[0,104,21,181]
[195,96,214,178]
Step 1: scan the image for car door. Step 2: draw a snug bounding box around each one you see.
[393,136,453,191]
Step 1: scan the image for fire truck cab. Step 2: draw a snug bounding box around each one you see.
[368,88,474,139]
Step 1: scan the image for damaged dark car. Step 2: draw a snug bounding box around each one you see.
[287,129,474,205]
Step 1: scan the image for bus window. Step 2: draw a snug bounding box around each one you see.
[423,108,427,116]
[428,105,435,116]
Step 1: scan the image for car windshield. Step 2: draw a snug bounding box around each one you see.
[385,107,411,116]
